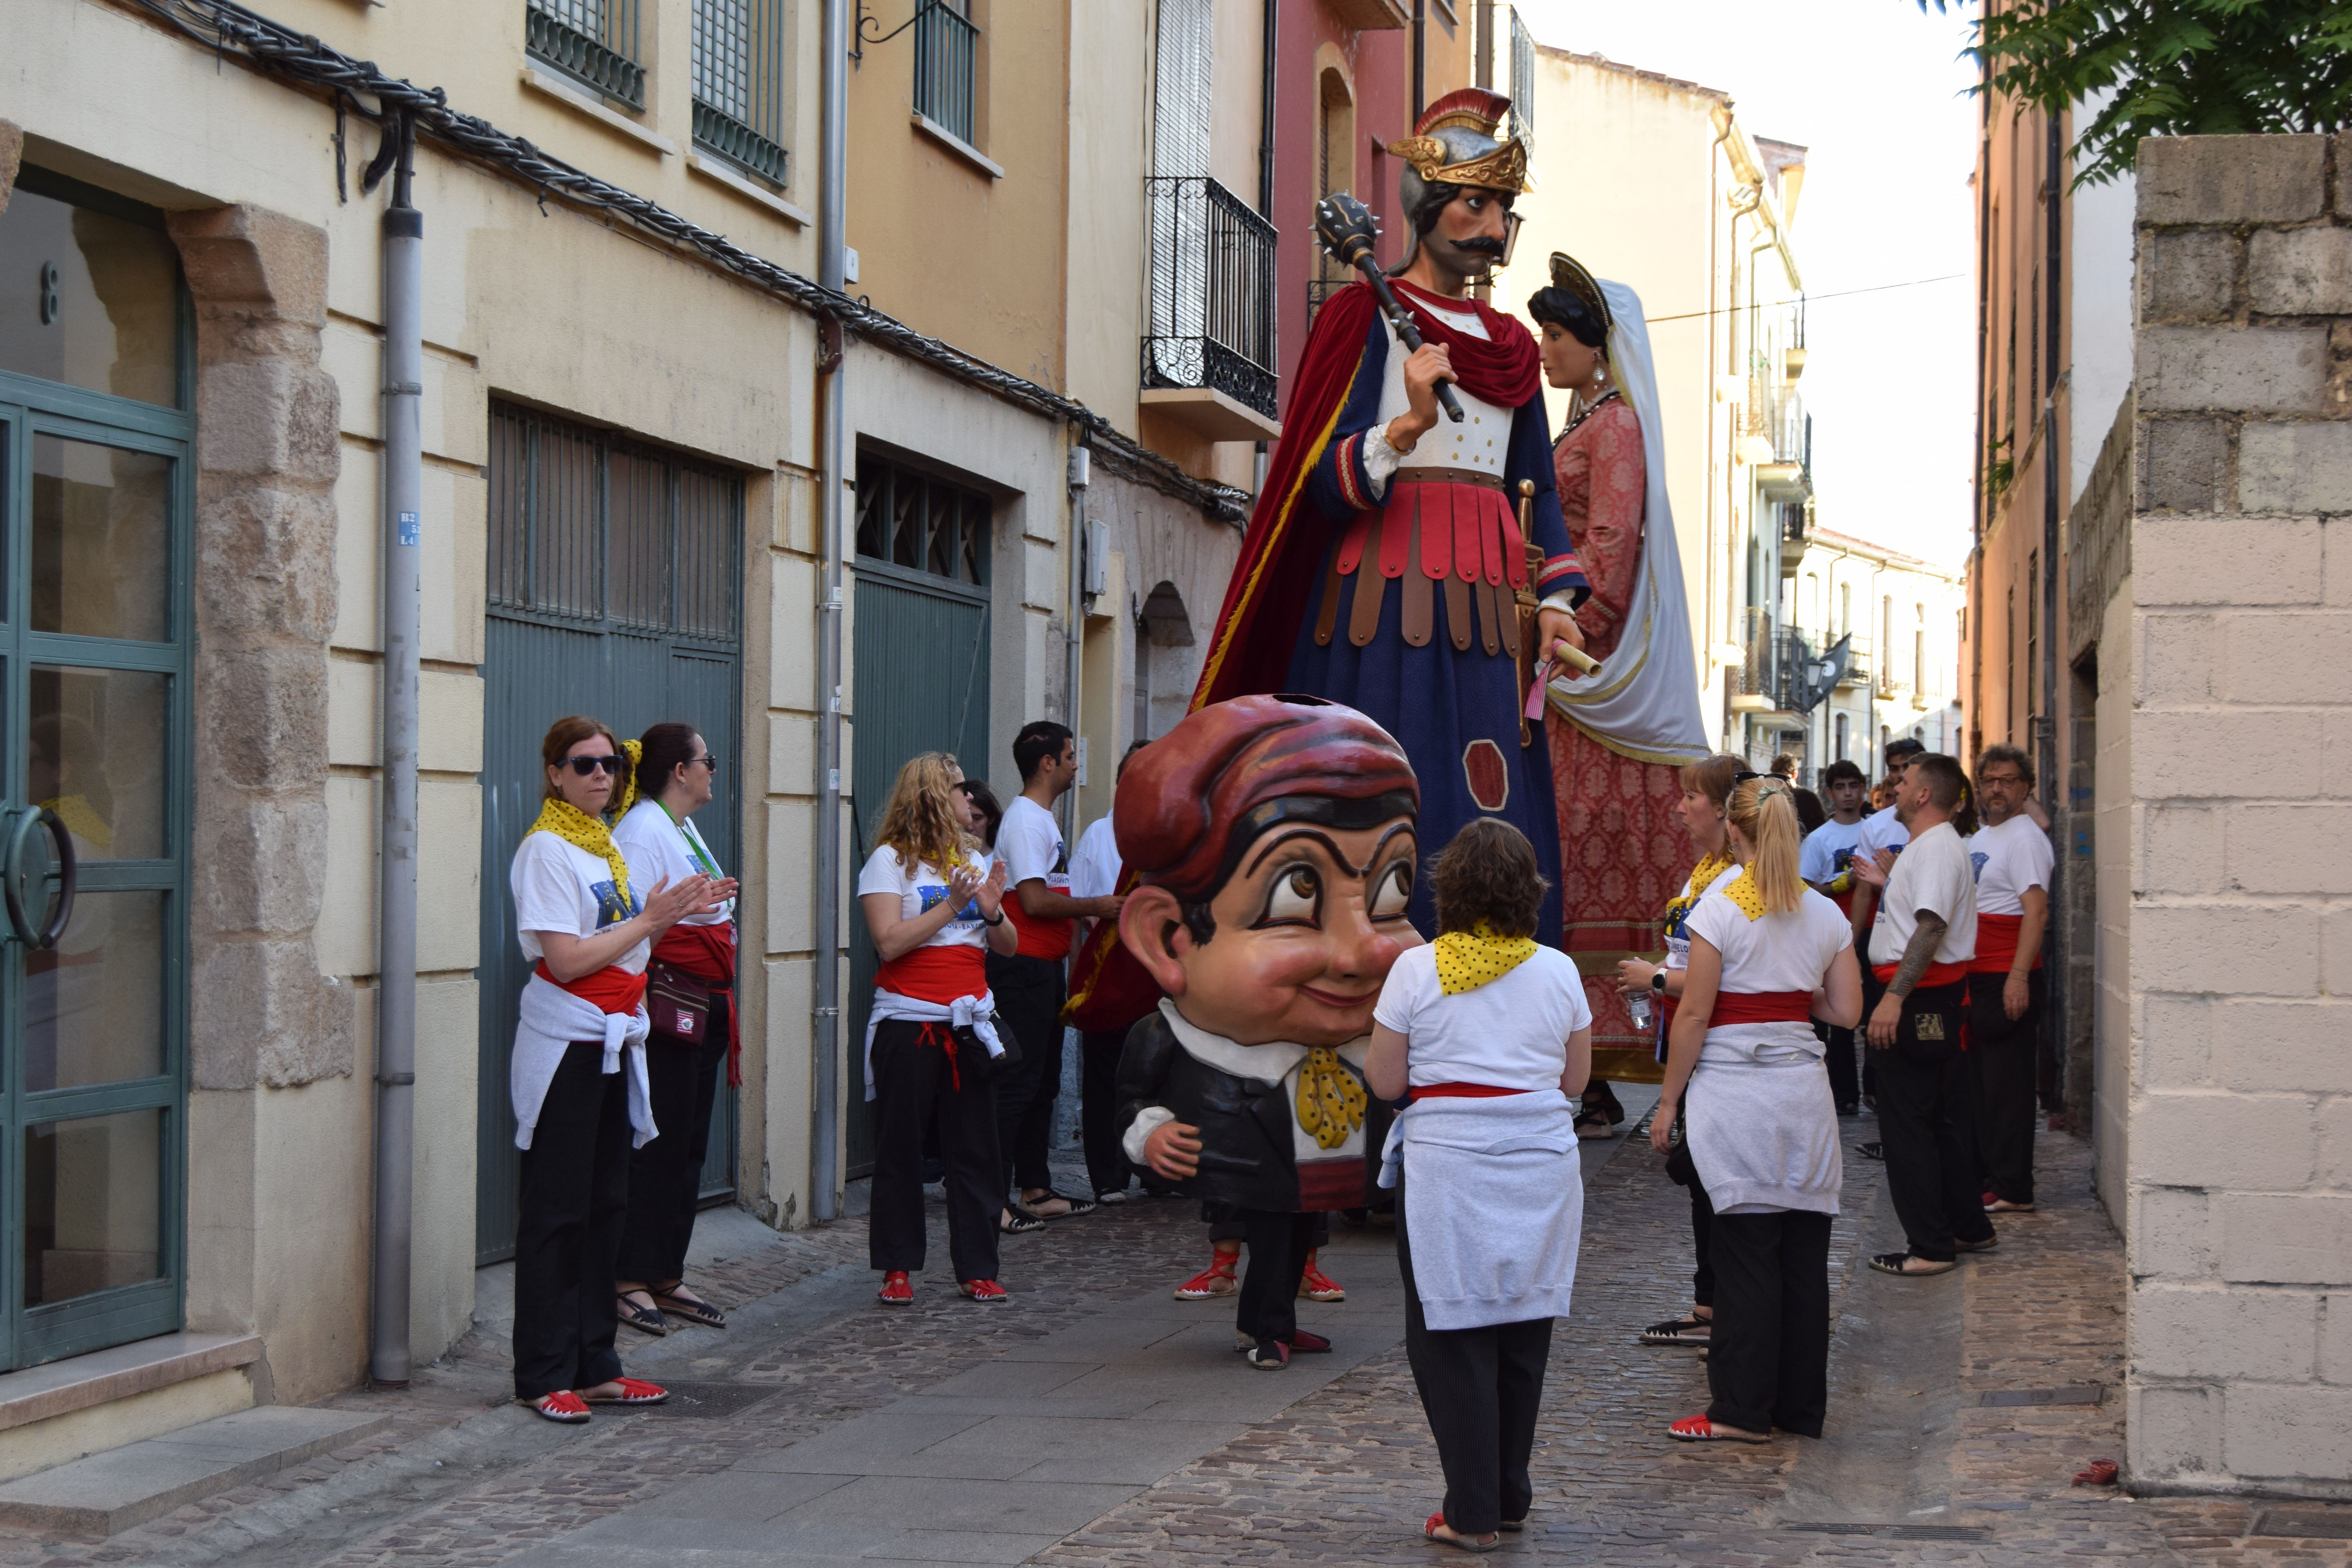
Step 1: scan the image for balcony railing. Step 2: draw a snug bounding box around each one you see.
[1774,628,1852,715]
[527,0,645,109]
[1144,176,1280,420]
[1732,605,1774,701]
[1840,634,1872,686]
[693,0,789,186]
[914,0,978,145]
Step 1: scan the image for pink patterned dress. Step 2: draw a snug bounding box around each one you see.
[1545,394,1697,1085]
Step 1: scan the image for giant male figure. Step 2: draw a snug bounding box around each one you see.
[1191,89,1586,940]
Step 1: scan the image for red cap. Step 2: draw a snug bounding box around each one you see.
[1114,696,1418,902]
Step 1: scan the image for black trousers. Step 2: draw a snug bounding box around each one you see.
[1872,981,1993,1261]
[1230,1207,1314,1344]
[617,996,728,1284]
[869,1018,1004,1282]
[1967,969,2044,1205]
[1705,1209,1831,1437]
[988,951,1066,1197]
[1209,1209,1330,1249]
[513,1040,632,1399]
[1665,1127,1716,1310]
[1397,1180,1552,1535]
[1078,1028,1134,1198]
[1818,1020,1860,1111]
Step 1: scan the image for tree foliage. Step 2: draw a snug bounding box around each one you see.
[1919,1,2352,185]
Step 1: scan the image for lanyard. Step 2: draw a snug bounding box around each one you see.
[660,803,726,882]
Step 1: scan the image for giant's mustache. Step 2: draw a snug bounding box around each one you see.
[1439,234,1508,259]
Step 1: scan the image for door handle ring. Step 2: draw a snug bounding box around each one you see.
[4,807,76,951]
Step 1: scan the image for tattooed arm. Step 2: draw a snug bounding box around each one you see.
[1867,910,1948,1048]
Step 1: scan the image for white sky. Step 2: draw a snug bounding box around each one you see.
[1517,0,1981,570]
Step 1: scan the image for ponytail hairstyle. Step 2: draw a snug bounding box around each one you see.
[1727,776,1806,914]
[634,721,705,802]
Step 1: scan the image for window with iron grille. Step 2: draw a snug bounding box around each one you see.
[526,0,646,110]
[855,456,990,591]
[1509,7,1537,163]
[914,0,980,147]
[693,0,789,187]
[488,403,742,641]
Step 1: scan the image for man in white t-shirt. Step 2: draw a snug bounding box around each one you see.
[1799,758,1870,1115]
[1847,738,1922,1116]
[1855,753,1994,1276]
[992,722,1126,1229]
[1966,744,2054,1214]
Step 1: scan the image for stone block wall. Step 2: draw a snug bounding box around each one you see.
[2127,133,2352,1497]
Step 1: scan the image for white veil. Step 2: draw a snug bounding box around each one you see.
[1543,278,1710,764]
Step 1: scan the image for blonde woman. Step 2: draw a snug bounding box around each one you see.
[858,752,1018,1305]
[1651,776,1863,1444]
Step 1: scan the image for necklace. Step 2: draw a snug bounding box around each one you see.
[1559,385,1621,440]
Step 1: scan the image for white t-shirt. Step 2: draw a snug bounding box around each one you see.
[1869,820,1976,969]
[1969,813,2054,917]
[1686,887,1851,1052]
[855,845,992,953]
[1069,815,1122,902]
[1799,817,1866,889]
[996,794,1074,958]
[512,829,649,975]
[613,800,733,926]
[1374,943,1591,1091]
[1854,803,1908,861]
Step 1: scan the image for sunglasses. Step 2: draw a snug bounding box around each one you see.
[562,754,626,777]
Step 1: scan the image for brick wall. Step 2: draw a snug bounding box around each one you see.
[2126,133,2352,1496]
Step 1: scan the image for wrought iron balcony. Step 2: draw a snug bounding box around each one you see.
[1774,628,1852,715]
[693,0,789,186]
[527,0,646,109]
[1144,176,1280,426]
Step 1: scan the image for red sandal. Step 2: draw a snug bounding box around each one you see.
[1667,1413,1768,1443]
[1298,1261,1346,1301]
[582,1377,668,1406]
[1174,1257,1238,1300]
[522,1390,591,1424]
[959,1278,1008,1303]
[1423,1512,1499,1552]
[878,1270,913,1305]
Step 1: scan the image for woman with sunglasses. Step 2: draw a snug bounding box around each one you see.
[612,723,743,1336]
[508,716,723,1423]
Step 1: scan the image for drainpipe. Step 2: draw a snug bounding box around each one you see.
[1256,0,1278,219]
[369,109,421,1390]
[2040,104,2066,1115]
[1065,446,1089,838]
[811,0,849,1224]
[1411,1,1425,118]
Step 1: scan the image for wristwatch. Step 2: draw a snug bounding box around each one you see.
[1651,968,1668,993]
[982,909,1006,927]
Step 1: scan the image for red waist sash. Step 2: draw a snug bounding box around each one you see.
[534,961,649,1016]
[876,943,987,1005]
[654,922,742,1086]
[1708,989,1815,1027]
[1409,1082,1534,1101]
[1870,960,1971,991]
[1970,913,2042,975]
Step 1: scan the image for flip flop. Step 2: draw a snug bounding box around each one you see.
[998,1209,1047,1235]
[1640,1316,1711,1346]
[1424,1512,1500,1552]
[1017,1189,1098,1220]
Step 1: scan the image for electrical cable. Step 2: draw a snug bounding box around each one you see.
[1643,272,1968,325]
[125,0,1254,525]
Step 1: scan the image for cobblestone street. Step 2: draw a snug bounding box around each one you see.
[7,1118,2347,1568]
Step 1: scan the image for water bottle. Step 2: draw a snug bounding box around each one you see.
[1627,987,1652,1031]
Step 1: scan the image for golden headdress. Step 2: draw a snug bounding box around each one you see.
[1548,252,1612,339]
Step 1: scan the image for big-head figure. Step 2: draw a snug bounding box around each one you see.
[1111,695,1421,1220]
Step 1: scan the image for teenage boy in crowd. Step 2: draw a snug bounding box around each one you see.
[1966,744,2052,1214]
[1852,753,1995,1277]
[1845,738,1924,1134]
[1800,758,1871,1115]
[993,721,1123,1233]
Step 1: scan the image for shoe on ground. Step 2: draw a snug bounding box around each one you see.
[1985,1197,2036,1213]
[1246,1337,1290,1370]
[1858,1140,1884,1161]
[1287,1328,1333,1354]
[1956,1233,1999,1253]
[1667,1413,1768,1444]
[959,1278,1009,1302]
[523,1390,592,1424]
[1096,1187,1132,1205]
[878,1270,913,1305]
[1869,1250,1957,1276]
[1836,1102,1860,1118]
[1424,1511,1500,1552]
[581,1377,668,1406]
[1298,1263,1346,1301]
[1174,1260,1238,1300]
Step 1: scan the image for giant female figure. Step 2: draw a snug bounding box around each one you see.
[1526,256,1711,1129]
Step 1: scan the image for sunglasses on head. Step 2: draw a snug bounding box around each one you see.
[563,754,626,776]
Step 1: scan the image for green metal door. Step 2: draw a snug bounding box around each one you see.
[477,405,744,1265]
[0,169,194,1367]
[846,457,991,1177]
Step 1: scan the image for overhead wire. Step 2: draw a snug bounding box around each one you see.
[1643,272,1969,325]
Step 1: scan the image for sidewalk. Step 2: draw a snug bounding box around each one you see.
[2,1119,2345,1566]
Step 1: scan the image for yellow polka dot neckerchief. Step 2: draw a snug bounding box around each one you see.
[1664,849,1737,929]
[1432,920,1541,997]
[1722,868,1769,921]
[527,739,642,906]
[1296,1047,1369,1151]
